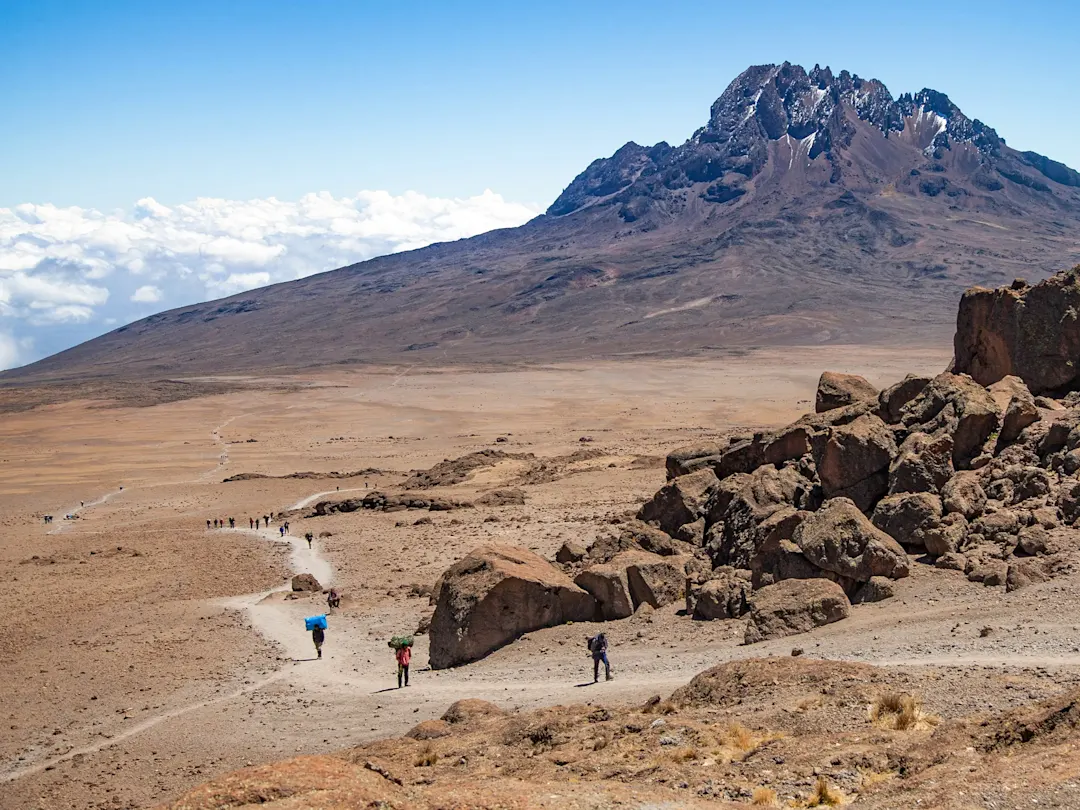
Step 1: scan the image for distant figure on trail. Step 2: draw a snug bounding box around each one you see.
[395,644,411,688]
[279,525,285,537]
[312,624,325,659]
[587,632,612,683]
[213,518,218,529]
[229,517,235,528]
[255,518,260,530]
[327,588,340,609]
[207,519,212,530]
[284,521,290,533]
[305,531,313,549]
[249,517,254,529]
[264,514,270,526]
[80,501,84,508]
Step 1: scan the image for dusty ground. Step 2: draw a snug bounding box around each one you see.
[17,345,1080,808]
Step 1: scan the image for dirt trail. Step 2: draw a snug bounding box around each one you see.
[289,487,363,511]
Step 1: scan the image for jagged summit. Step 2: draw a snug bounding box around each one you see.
[548,62,1079,219]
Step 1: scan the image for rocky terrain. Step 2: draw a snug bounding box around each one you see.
[5,62,1080,385]
[142,267,1080,808]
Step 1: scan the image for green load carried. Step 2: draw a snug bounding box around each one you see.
[388,635,414,650]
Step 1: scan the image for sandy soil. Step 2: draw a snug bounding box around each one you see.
[21,345,1080,808]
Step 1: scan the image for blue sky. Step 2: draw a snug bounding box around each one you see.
[1,0,1078,368]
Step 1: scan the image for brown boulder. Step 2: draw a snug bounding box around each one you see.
[877,374,932,424]
[690,570,752,620]
[900,373,1001,469]
[637,468,718,536]
[428,545,597,669]
[871,492,942,548]
[620,520,690,556]
[665,443,722,479]
[942,471,987,519]
[574,563,633,620]
[922,512,969,556]
[621,551,688,609]
[988,375,1033,412]
[291,573,322,592]
[852,576,897,604]
[793,497,910,581]
[1006,559,1052,592]
[1001,395,1041,446]
[743,579,851,644]
[954,266,1080,395]
[888,431,954,494]
[816,371,879,413]
[813,414,896,511]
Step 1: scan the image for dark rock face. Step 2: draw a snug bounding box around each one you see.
[954,267,1080,395]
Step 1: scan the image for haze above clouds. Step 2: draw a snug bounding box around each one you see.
[0,190,539,370]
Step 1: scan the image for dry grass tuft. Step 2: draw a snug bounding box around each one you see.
[807,776,844,806]
[868,693,941,732]
[752,786,779,806]
[413,745,438,767]
[711,723,782,764]
[670,745,700,762]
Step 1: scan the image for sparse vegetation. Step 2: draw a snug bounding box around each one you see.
[413,746,438,767]
[752,786,779,806]
[869,693,941,732]
[807,776,844,806]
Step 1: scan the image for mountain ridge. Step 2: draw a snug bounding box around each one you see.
[4,61,1080,383]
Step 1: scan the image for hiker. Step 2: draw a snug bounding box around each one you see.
[249,517,254,529]
[395,643,411,688]
[587,632,612,683]
[264,514,270,526]
[284,521,290,533]
[255,518,260,530]
[305,531,313,549]
[312,624,325,659]
[213,518,218,529]
[207,519,212,530]
[327,588,340,609]
[279,525,285,537]
[229,517,235,528]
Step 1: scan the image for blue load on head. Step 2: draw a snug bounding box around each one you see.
[305,615,327,631]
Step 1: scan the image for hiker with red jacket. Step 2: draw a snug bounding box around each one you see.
[395,644,411,688]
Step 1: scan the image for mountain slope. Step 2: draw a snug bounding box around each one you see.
[7,62,1080,382]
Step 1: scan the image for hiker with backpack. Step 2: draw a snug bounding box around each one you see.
[587,632,612,682]
[389,636,413,688]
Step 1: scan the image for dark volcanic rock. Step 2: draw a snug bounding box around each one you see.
[743,578,851,644]
[816,371,878,413]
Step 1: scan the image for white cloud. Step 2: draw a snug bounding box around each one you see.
[0,189,539,371]
[130,285,162,303]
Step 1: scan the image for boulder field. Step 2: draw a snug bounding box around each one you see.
[426,268,1080,668]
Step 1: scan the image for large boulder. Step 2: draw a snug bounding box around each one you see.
[942,471,987,519]
[291,573,322,592]
[954,267,1080,395]
[689,570,752,620]
[574,564,633,620]
[900,373,1001,468]
[666,443,723,479]
[793,497,910,581]
[871,492,942,548]
[620,551,688,609]
[705,466,817,569]
[877,374,932,424]
[888,431,954,494]
[813,414,896,511]
[638,468,718,536]
[816,371,879,413]
[743,579,851,644]
[428,545,597,669]
[1001,394,1041,446]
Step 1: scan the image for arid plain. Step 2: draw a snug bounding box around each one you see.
[10,346,1080,809]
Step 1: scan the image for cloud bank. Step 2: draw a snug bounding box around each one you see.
[0,190,539,370]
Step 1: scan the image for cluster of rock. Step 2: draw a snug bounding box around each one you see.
[422,270,1080,663]
[309,491,472,516]
[648,359,1079,641]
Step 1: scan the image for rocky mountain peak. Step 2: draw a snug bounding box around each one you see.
[547,61,1079,219]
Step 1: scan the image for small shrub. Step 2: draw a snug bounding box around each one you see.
[752,786,779,806]
[413,746,438,767]
[869,693,941,732]
[807,776,844,806]
[670,746,699,762]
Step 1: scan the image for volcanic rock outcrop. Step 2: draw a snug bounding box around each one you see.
[955,266,1080,395]
[428,545,596,668]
